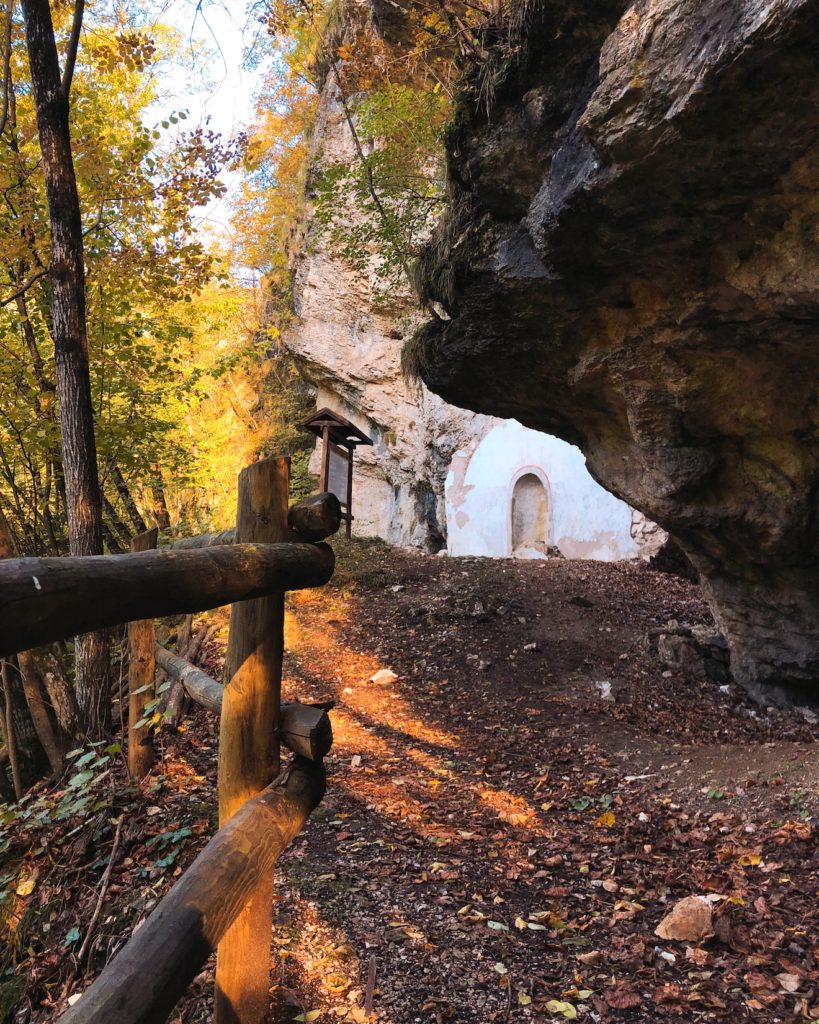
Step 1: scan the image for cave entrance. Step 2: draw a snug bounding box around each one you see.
[510,471,550,557]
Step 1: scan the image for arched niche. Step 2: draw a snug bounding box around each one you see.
[510,470,551,557]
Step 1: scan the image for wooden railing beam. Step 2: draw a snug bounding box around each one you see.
[154,645,333,760]
[169,492,342,551]
[57,759,326,1024]
[0,542,334,656]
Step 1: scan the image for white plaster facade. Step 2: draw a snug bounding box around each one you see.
[445,420,640,561]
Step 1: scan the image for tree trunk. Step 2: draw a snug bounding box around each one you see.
[43,652,82,745]
[109,461,147,534]
[103,495,132,549]
[0,500,66,773]
[150,467,171,530]
[1,658,46,799]
[15,651,63,775]
[21,0,110,738]
[0,745,16,804]
[101,518,125,554]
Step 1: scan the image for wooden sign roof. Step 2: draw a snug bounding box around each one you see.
[301,408,374,449]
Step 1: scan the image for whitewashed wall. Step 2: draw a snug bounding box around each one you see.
[445,420,640,561]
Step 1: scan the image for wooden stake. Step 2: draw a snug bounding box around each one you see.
[215,457,289,1024]
[127,529,158,779]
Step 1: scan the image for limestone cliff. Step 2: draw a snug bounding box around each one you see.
[415,0,819,701]
[286,74,492,549]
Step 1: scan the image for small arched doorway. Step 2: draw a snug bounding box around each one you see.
[510,471,550,557]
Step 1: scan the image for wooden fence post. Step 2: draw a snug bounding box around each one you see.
[215,456,289,1024]
[128,528,158,779]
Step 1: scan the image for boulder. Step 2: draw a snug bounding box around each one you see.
[416,0,819,703]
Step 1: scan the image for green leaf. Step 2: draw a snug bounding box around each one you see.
[294,1012,320,1022]
[64,927,81,946]
[487,920,508,931]
[68,771,94,789]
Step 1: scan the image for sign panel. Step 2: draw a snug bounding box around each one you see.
[327,443,350,507]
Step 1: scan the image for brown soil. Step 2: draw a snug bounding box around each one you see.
[271,540,819,1024]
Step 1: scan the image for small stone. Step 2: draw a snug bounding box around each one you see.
[368,669,398,685]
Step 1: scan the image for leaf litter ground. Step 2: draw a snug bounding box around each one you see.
[4,538,818,1023]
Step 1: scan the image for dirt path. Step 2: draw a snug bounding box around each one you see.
[270,541,819,1023]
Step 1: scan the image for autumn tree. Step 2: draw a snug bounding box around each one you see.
[0,1,236,756]
[17,0,113,737]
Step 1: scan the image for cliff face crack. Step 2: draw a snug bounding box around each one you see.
[418,0,819,702]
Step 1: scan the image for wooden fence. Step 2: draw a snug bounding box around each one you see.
[0,456,341,1024]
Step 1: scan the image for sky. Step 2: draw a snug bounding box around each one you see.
[150,0,267,239]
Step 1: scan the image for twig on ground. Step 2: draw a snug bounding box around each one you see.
[60,816,123,1001]
[364,954,376,1016]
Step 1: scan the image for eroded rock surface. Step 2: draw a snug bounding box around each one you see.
[416,0,819,701]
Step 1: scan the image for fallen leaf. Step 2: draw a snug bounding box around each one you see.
[655,896,713,943]
[15,875,36,897]
[604,984,642,1009]
[545,999,577,1019]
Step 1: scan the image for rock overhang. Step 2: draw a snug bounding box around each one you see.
[416,0,819,700]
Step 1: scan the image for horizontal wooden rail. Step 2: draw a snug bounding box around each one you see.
[171,493,342,550]
[58,758,326,1024]
[171,529,236,550]
[154,646,333,760]
[287,492,342,542]
[0,543,334,656]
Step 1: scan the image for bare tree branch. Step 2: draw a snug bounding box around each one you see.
[60,0,84,98]
[0,267,47,307]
